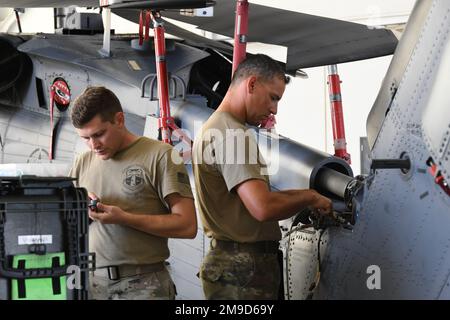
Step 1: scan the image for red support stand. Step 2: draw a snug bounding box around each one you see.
[150,11,173,145]
[231,0,276,130]
[232,0,249,77]
[327,65,351,164]
[137,10,192,160]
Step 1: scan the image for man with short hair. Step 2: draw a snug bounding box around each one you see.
[192,54,333,300]
[70,86,197,300]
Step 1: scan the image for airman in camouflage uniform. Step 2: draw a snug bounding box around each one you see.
[192,54,333,300]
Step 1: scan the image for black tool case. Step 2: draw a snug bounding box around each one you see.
[0,176,95,300]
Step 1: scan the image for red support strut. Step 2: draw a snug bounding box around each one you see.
[232,0,248,77]
[327,65,351,164]
[231,0,276,130]
[137,10,192,161]
[150,11,174,144]
[138,10,144,45]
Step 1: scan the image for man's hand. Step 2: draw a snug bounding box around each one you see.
[89,202,127,224]
[308,190,333,216]
[87,192,100,214]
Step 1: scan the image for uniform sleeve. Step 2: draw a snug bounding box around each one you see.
[156,148,194,200]
[215,129,268,191]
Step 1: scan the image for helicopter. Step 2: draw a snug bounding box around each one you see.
[0,0,448,300]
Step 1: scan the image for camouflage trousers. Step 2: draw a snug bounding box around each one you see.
[89,267,176,300]
[199,246,280,300]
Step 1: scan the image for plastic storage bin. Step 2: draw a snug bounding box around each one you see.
[0,176,95,300]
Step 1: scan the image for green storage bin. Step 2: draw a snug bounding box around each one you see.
[11,253,66,300]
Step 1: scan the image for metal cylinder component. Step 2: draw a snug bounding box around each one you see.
[370,158,411,171]
[258,133,353,194]
[172,102,354,199]
[314,167,354,199]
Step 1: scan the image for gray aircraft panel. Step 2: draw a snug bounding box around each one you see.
[112,8,233,56]
[18,34,209,90]
[421,36,450,182]
[290,0,450,299]
[366,0,433,150]
[23,52,185,122]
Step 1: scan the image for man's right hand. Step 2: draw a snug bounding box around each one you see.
[309,190,333,215]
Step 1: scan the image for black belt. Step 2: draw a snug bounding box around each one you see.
[211,239,279,254]
[93,262,165,281]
